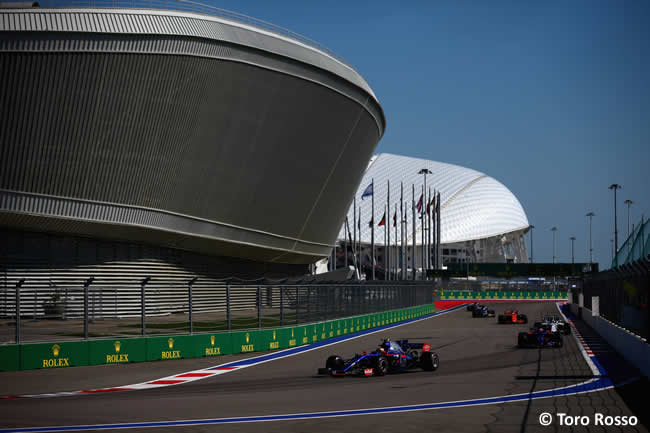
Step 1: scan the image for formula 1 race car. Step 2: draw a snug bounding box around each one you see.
[317,339,439,377]
[472,305,495,318]
[518,327,563,348]
[541,314,571,335]
[497,310,528,324]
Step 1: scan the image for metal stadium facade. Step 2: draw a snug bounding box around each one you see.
[0,3,385,281]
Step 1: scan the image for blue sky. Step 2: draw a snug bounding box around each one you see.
[213,0,649,268]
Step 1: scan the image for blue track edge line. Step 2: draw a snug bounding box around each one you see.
[0,378,612,432]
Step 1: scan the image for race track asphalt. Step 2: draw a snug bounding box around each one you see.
[0,302,646,433]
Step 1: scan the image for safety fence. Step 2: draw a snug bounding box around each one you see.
[582,257,649,339]
[0,281,432,344]
[612,217,649,268]
[0,304,435,371]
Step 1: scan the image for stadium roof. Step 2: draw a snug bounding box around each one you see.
[338,153,529,245]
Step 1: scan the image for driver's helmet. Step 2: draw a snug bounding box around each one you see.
[379,339,391,352]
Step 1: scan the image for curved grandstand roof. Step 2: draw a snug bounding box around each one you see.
[338,153,529,245]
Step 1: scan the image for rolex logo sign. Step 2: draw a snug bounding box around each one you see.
[42,344,69,368]
[205,335,220,356]
[106,341,129,363]
[162,338,180,359]
[269,330,279,350]
[241,333,254,352]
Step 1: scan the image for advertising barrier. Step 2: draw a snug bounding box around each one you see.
[0,304,436,372]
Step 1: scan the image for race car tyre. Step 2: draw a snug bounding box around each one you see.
[407,349,420,364]
[374,356,389,376]
[563,326,571,335]
[325,355,344,371]
[520,315,528,324]
[420,352,439,371]
[497,315,507,324]
[518,333,529,348]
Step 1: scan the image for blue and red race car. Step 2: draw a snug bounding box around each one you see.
[517,327,563,348]
[318,339,439,377]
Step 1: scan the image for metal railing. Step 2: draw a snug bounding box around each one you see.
[1,279,433,344]
[27,0,350,66]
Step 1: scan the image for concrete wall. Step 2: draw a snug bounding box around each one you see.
[570,302,650,378]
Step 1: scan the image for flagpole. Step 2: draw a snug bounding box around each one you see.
[437,191,441,269]
[387,179,390,281]
[371,178,375,281]
[359,205,362,278]
[384,204,388,281]
[394,203,398,280]
[344,217,348,269]
[432,189,437,270]
[412,184,416,281]
[400,181,404,280]
[353,197,357,275]
[426,187,430,273]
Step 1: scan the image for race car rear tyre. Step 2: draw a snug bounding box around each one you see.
[326,355,344,371]
[563,326,571,335]
[518,333,528,348]
[374,356,389,376]
[420,352,439,371]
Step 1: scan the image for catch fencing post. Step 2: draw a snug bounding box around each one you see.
[226,282,231,331]
[280,286,284,326]
[83,277,94,340]
[257,285,262,329]
[141,277,151,336]
[188,278,197,335]
[15,279,25,344]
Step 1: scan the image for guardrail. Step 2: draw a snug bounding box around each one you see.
[0,303,435,371]
[25,0,349,66]
[1,280,432,344]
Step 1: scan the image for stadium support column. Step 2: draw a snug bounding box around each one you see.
[432,189,437,270]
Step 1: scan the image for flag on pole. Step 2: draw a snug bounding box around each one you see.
[361,183,373,200]
[378,212,386,227]
[392,209,397,227]
[416,193,423,214]
[368,217,373,228]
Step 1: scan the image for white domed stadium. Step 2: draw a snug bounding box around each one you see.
[335,153,530,275]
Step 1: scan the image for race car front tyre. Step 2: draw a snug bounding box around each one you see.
[420,352,439,371]
[326,355,344,371]
[374,356,389,376]
[520,315,528,324]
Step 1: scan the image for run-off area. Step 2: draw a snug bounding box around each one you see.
[0,302,646,433]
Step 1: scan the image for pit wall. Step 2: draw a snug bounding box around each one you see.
[0,304,435,372]
[435,290,568,310]
[569,303,650,378]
